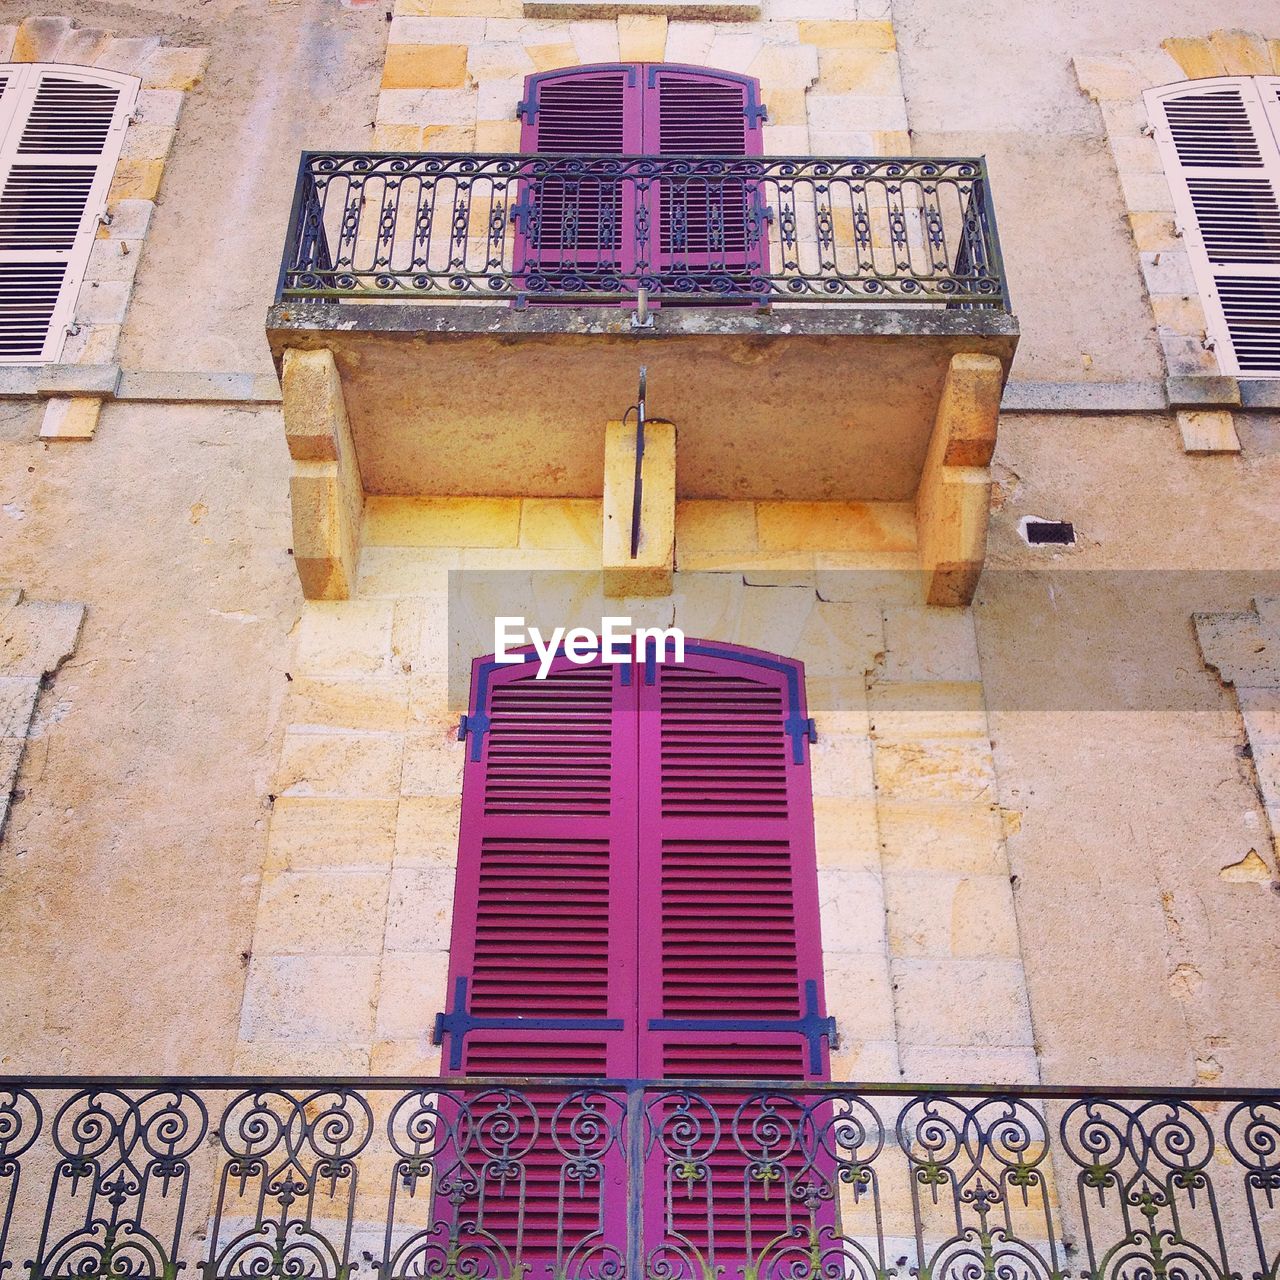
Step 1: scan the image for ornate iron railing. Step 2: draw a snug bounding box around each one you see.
[274,153,1010,309]
[1,1077,1277,1280]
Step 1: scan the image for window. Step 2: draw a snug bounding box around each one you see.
[438,641,832,1270]
[0,64,137,363]
[1147,76,1280,377]
[514,63,769,298]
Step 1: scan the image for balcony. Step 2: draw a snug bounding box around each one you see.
[2,1076,1276,1280]
[265,152,1019,603]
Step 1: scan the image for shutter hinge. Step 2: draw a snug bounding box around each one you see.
[805,717,818,744]
[455,713,469,741]
[516,96,536,122]
[456,708,491,759]
[97,210,113,228]
[748,99,768,126]
[510,199,532,234]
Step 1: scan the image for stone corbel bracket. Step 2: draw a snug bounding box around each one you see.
[915,353,1003,607]
[603,416,676,598]
[281,348,365,600]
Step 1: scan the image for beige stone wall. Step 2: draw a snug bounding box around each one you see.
[376,1,909,156]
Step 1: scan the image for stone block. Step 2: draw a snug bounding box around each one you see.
[378,87,478,126]
[39,397,102,442]
[1073,55,1142,102]
[375,950,451,1037]
[85,238,143,284]
[707,28,764,71]
[365,496,523,548]
[60,323,121,365]
[828,1039,899,1082]
[1110,134,1163,175]
[896,1044,1040,1086]
[276,730,404,798]
[617,14,668,61]
[570,20,620,62]
[0,677,38,738]
[1120,171,1176,215]
[401,730,465,797]
[824,955,897,1040]
[758,501,916,553]
[92,36,160,75]
[891,957,1034,1048]
[810,730,876,800]
[812,796,878,870]
[1177,410,1240,455]
[805,675,871,734]
[98,199,154,242]
[0,26,15,60]
[286,675,409,732]
[806,92,906,132]
[11,16,70,61]
[880,798,1008,880]
[764,124,812,154]
[1208,29,1272,75]
[794,600,883,677]
[603,418,674,597]
[423,123,477,148]
[527,41,578,70]
[105,156,163,203]
[1150,294,1207,336]
[732,582,815,655]
[0,598,84,677]
[467,40,535,78]
[475,118,522,148]
[1161,332,1220,377]
[238,954,379,1043]
[880,606,982,683]
[520,498,602,551]
[873,739,996,804]
[816,47,900,94]
[296,600,395,675]
[818,867,889,953]
[384,865,457,951]
[53,27,112,65]
[884,872,1020,959]
[371,1038,441,1073]
[73,280,131,324]
[233,1040,373,1075]
[667,571,743,640]
[395,795,462,863]
[1160,37,1227,80]
[663,21,715,64]
[136,89,184,128]
[141,45,209,90]
[798,20,894,48]
[267,798,399,870]
[383,43,470,89]
[254,870,391,955]
[748,43,819,88]
[675,500,758,554]
[869,681,987,739]
[1238,687,1280,745]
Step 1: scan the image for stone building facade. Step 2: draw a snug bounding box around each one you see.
[0,0,1278,1272]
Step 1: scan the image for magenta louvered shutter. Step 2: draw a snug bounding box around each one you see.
[643,66,769,290]
[633,646,832,1274]
[437,652,638,1262]
[514,65,643,295]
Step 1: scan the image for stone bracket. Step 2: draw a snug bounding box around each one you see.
[915,353,1002,608]
[603,416,675,598]
[281,348,364,601]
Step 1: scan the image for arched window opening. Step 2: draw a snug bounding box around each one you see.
[436,640,833,1274]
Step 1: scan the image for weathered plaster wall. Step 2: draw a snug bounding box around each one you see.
[0,0,386,1072]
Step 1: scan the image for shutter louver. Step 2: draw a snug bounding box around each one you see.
[1149,77,1280,375]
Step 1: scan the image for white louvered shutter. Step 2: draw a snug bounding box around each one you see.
[0,64,137,363]
[1147,77,1280,377]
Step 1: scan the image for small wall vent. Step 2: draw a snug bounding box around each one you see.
[1019,517,1075,546]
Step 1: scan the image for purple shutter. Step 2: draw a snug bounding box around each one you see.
[634,643,832,1277]
[438,652,639,1267]
[514,65,643,297]
[642,66,769,293]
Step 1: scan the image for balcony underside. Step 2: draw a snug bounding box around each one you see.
[266,301,1018,501]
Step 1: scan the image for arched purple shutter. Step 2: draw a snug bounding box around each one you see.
[515,64,768,301]
[443,641,831,1274]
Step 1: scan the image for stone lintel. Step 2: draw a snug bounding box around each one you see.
[281,348,364,601]
[603,417,675,598]
[915,353,1002,608]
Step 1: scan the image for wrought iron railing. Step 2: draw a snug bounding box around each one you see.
[274,153,1010,309]
[1,1077,1277,1280]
